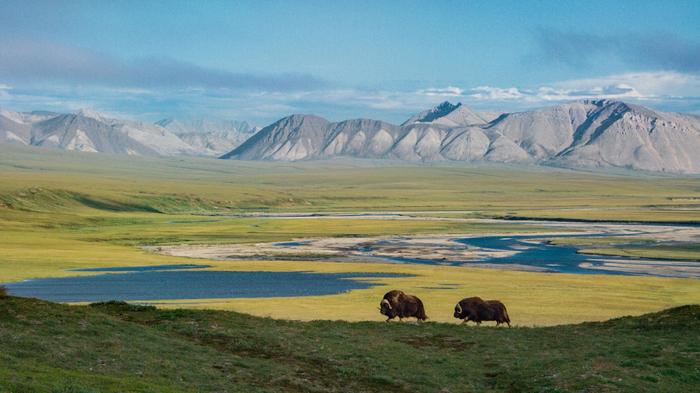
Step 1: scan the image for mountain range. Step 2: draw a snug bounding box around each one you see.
[2,100,699,173]
[0,109,256,157]
[223,100,700,174]
[156,119,259,156]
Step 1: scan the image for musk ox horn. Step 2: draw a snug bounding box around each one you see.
[455,303,462,313]
[381,298,391,310]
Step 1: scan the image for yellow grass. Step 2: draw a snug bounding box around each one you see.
[4,211,698,326]
[147,260,700,326]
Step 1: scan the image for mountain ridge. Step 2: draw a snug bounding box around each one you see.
[223,100,700,173]
[2,101,699,173]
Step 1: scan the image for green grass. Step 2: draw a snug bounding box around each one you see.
[547,237,700,261]
[581,243,700,261]
[547,237,658,247]
[1,297,698,392]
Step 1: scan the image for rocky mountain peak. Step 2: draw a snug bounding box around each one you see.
[75,109,107,122]
[418,101,462,122]
[402,101,486,127]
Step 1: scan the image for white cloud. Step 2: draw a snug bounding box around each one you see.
[469,86,525,100]
[553,72,700,98]
[464,72,700,105]
[417,86,464,96]
[0,83,11,99]
[531,84,643,102]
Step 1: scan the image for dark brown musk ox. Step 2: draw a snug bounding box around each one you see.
[454,296,511,327]
[379,290,428,322]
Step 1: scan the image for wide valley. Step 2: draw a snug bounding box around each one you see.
[1,144,699,325]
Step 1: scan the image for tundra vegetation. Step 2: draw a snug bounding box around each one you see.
[0,143,700,390]
[0,297,698,392]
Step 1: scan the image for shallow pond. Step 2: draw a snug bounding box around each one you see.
[4,265,408,302]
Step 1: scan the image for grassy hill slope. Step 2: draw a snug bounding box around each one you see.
[2,143,700,221]
[1,296,698,393]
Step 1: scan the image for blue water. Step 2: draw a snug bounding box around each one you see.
[274,241,310,247]
[378,234,693,276]
[4,269,408,303]
[455,235,623,275]
[72,264,210,272]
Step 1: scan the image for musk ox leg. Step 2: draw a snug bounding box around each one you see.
[461,318,468,325]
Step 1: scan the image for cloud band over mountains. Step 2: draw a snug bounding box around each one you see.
[1,35,699,123]
[465,72,700,103]
[0,38,326,91]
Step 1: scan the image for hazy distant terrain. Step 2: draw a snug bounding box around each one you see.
[157,118,259,156]
[0,108,257,157]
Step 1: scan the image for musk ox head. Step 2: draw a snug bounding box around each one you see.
[453,302,465,319]
[379,298,395,318]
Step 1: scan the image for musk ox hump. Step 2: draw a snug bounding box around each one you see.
[383,290,404,304]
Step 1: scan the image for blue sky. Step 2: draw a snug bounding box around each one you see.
[1,0,699,125]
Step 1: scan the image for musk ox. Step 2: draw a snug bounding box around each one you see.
[379,290,428,322]
[454,296,511,327]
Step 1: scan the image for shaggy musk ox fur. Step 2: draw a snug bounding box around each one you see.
[454,297,511,327]
[379,290,427,321]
